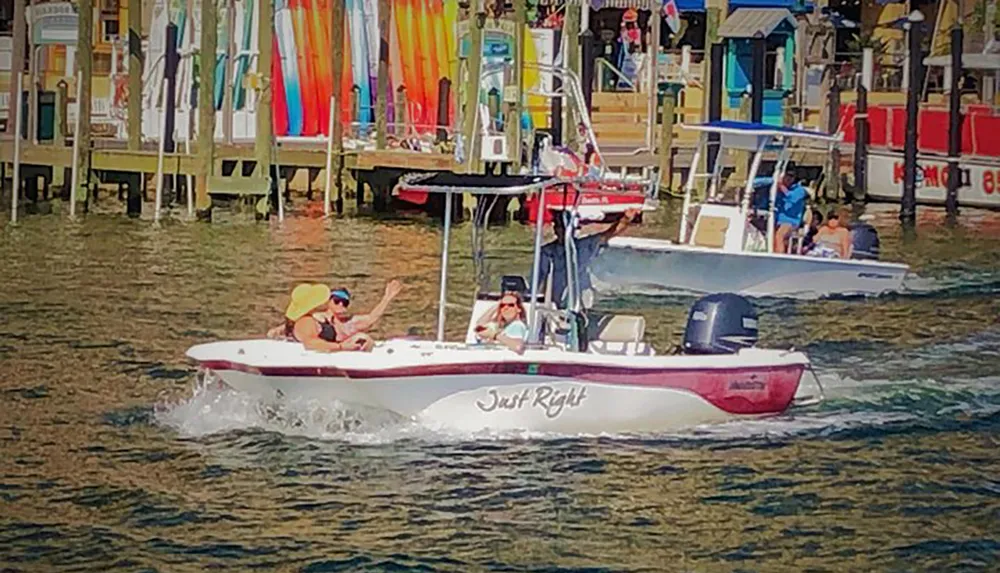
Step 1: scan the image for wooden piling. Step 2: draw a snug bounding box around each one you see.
[706,42,724,177]
[127,0,143,151]
[563,7,579,148]
[222,0,236,144]
[750,37,765,124]
[825,77,841,201]
[395,85,407,136]
[659,88,676,188]
[375,0,391,149]
[436,77,451,144]
[853,79,868,203]
[195,0,217,214]
[462,9,484,170]
[8,0,26,136]
[901,11,924,229]
[510,0,526,171]
[73,0,93,207]
[946,23,963,220]
[255,0,274,190]
[331,0,345,153]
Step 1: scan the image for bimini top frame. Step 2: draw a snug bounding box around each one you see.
[395,172,651,344]
[678,121,841,253]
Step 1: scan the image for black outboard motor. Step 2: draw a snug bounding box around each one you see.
[849,221,881,261]
[682,293,759,354]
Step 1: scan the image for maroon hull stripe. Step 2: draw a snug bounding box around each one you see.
[198,360,805,415]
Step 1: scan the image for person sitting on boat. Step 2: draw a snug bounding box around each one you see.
[270,283,376,352]
[807,208,853,259]
[536,208,640,309]
[474,291,529,353]
[774,170,808,253]
[326,280,403,341]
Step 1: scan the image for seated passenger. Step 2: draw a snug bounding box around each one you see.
[772,169,808,253]
[268,283,375,352]
[327,280,403,341]
[474,291,529,353]
[808,208,853,259]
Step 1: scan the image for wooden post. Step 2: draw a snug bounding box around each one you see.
[853,79,868,203]
[128,0,143,150]
[462,10,484,170]
[256,0,274,186]
[437,77,451,143]
[563,4,580,149]
[222,0,236,144]
[331,0,345,153]
[351,86,360,138]
[163,23,179,202]
[750,37,765,124]
[55,80,68,143]
[706,42,724,176]
[511,0,525,171]
[580,29,594,114]
[8,0,26,136]
[375,0,391,149]
[73,0,93,208]
[825,77,841,201]
[552,32,563,147]
[946,22,963,221]
[659,87,676,188]
[901,11,924,229]
[647,7,661,151]
[196,0,217,215]
[395,85,407,136]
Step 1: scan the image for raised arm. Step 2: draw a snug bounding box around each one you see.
[598,208,640,243]
[351,280,403,332]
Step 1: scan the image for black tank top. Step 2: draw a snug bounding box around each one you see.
[289,316,338,342]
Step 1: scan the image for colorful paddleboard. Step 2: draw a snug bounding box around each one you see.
[347,0,372,126]
[291,0,320,135]
[308,0,333,134]
[272,35,290,135]
[275,0,304,135]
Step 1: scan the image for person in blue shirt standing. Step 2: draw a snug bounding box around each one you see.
[771,169,808,254]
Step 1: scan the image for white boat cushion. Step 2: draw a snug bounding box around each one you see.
[589,314,646,343]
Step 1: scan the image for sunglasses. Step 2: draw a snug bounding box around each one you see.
[499,300,520,309]
[331,296,350,307]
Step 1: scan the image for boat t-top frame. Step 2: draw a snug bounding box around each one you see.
[679,121,841,253]
[395,172,654,345]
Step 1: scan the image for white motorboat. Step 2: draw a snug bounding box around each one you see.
[592,121,910,298]
[186,174,824,434]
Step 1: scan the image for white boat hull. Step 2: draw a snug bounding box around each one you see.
[594,237,909,298]
[186,339,815,434]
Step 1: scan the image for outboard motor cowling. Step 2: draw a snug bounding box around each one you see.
[849,222,881,261]
[682,293,759,354]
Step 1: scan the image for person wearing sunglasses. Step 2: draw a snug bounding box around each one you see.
[263,283,373,352]
[474,291,529,353]
[265,280,402,351]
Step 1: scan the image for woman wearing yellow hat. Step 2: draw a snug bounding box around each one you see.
[269,283,374,352]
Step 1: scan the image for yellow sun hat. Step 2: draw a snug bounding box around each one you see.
[285,283,332,321]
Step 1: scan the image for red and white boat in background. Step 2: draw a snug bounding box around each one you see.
[841,53,1000,210]
[185,174,823,434]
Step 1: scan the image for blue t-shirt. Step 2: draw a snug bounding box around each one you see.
[535,234,603,308]
[775,183,807,227]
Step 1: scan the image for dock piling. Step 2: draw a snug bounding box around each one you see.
[901,10,925,229]
[750,37,765,124]
[376,0,391,150]
[69,71,82,217]
[853,76,868,203]
[462,7,484,169]
[8,0,25,137]
[437,77,451,144]
[706,43,723,178]
[195,0,218,216]
[128,0,143,151]
[824,75,841,201]
[946,22,963,221]
[73,0,93,212]
[255,0,274,200]
[659,88,676,189]
[11,73,23,223]
[324,95,336,217]
[395,86,407,136]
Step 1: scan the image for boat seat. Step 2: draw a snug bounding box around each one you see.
[692,216,729,248]
[588,314,646,343]
[588,340,654,356]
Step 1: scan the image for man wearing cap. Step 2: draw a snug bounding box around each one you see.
[327,280,403,342]
[771,169,808,254]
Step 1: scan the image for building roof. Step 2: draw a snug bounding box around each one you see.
[717,8,798,39]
